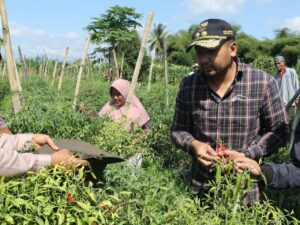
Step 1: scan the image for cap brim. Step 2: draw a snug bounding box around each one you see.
[186,39,223,52]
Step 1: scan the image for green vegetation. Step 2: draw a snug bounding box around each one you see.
[1,5,300,224]
[0,74,299,224]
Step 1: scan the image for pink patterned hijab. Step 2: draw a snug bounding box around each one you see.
[98,79,150,128]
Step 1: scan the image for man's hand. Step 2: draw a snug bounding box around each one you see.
[235,157,261,176]
[51,149,89,170]
[220,149,245,159]
[32,134,59,151]
[191,140,219,167]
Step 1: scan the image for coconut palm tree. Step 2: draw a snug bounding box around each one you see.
[147,23,167,90]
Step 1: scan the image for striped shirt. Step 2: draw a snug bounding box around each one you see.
[171,62,289,205]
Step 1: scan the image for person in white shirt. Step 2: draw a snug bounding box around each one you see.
[0,133,88,178]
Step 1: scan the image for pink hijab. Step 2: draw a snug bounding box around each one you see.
[98,79,150,128]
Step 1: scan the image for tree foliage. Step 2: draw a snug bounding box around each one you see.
[148,23,167,60]
[167,25,198,67]
[252,55,276,75]
[274,27,297,38]
[236,32,261,63]
[165,23,300,70]
[122,31,151,80]
[271,37,300,66]
[86,5,142,48]
[85,5,142,78]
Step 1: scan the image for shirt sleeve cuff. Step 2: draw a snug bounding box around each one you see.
[187,137,196,153]
[246,145,263,159]
[34,154,52,171]
[260,164,273,184]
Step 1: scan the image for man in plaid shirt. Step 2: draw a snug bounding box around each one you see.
[170,18,289,206]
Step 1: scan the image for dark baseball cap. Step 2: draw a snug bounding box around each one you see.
[186,18,235,52]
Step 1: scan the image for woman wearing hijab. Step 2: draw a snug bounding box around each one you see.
[98,79,151,130]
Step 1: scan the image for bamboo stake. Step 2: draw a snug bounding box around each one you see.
[18,46,28,80]
[98,62,101,73]
[124,11,153,115]
[147,48,156,91]
[0,62,2,76]
[51,61,58,86]
[44,60,48,79]
[15,62,22,91]
[17,46,23,80]
[58,47,69,93]
[120,53,124,79]
[1,63,6,80]
[23,55,29,76]
[0,0,22,113]
[38,64,42,77]
[86,58,95,88]
[163,37,169,108]
[84,59,89,79]
[112,48,119,79]
[72,33,92,110]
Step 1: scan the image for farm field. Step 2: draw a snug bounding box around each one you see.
[0,70,299,224]
[1,0,300,224]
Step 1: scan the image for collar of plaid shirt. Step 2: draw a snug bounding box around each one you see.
[278,67,287,77]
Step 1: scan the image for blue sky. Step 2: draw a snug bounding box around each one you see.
[5,0,300,61]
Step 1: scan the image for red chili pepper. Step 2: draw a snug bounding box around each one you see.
[67,192,76,205]
[224,155,231,163]
[216,143,230,163]
[216,143,227,153]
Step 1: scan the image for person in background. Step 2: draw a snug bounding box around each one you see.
[274,55,299,117]
[104,70,110,80]
[227,104,300,189]
[99,79,151,131]
[230,151,300,189]
[188,63,200,76]
[170,18,288,206]
[0,116,12,135]
[0,133,88,178]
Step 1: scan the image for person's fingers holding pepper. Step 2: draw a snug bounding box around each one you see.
[191,140,219,167]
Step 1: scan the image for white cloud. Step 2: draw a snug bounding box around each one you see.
[10,22,46,37]
[267,17,279,27]
[254,0,272,4]
[181,0,245,15]
[284,17,300,32]
[6,21,92,62]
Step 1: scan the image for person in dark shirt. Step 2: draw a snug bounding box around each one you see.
[226,113,300,189]
[170,18,288,205]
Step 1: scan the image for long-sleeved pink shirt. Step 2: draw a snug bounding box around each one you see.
[0,134,51,178]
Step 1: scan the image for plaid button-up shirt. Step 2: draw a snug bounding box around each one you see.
[171,62,289,205]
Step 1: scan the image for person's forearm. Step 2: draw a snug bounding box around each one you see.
[261,163,300,189]
[171,108,194,152]
[247,125,288,159]
[0,133,33,151]
[0,148,51,177]
[260,164,273,184]
[249,77,288,159]
[170,129,195,152]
